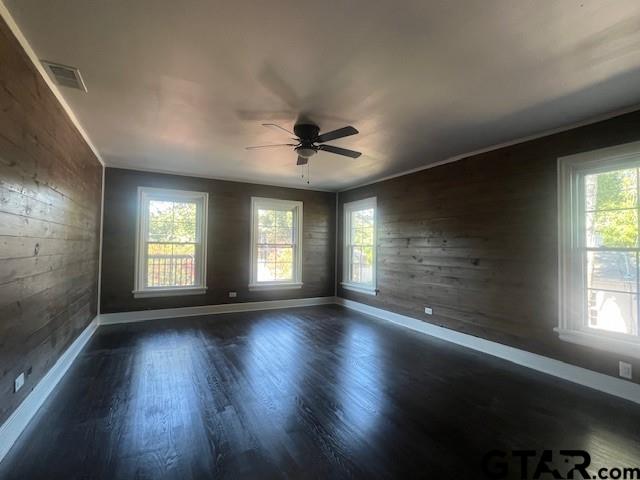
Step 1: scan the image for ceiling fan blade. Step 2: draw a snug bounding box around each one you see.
[315,126,359,143]
[262,123,294,136]
[296,156,308,166]
[245,143,296,150]
[318,144,362,158]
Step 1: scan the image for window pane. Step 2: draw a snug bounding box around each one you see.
[360,246,374,284]
[361,246,374,267]
[257,246,269,263]
[275,225,293,244]
[353,211,362,229]
[172,202,197,221]
[351,246,361,265]
[350,226,357,243]
[361,263,373,284]
[257,262,276,282]
[256,245,286,282]
[351,262,361,283]
[147,243,195,287]
[172,222,196,242]
[149,200,174,220]
[585,168,637,211]
[275,210,293,229]
[587,251,637,293]
[173,243,195,255]
[351,210,362,229]
[351,227,361,245]
[361,226,374,245]
[350,208,374,246]
[257,246,275,262]
[258,209,293,245]
[258,225,275,244]
[586,209,637,248]
[587,289,637,335]
[256,246,293,282]
[350,246,361,283]
[148,200,197,242]
[149,220,174,242]
[258,209,275,228]
[148,243,172,256]
[276,262,292,281]
[360,208,374,227]
[275,247,292,263]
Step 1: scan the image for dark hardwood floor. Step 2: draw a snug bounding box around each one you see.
[1,305,639,479]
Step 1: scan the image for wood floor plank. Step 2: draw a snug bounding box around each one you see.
[1,305,639,479]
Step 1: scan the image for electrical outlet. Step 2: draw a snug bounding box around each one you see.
[14,372,25,393]
[424,307,433,315]
[619,361,632,380]
[229,291,237,298]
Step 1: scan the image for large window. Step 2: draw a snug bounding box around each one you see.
[559,142,640,359]
[249,197,303,290]
[134,187,208,298]
[342,197,377,295]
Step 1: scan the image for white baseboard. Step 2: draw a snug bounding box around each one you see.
[0,316,98,463]
[99,296,337,325]
[336,298,640,405]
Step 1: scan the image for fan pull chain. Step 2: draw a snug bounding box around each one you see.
[300,163,310,184]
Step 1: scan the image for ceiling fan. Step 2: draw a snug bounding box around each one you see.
[246,123,362,165]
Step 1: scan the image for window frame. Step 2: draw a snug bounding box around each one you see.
[249,197,303,291]
[558,141,640,359]
[342,197,377,296]
[133,186,208,298]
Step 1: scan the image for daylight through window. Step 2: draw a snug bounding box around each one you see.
[584,167,639,336]
[342,197,377,295]
[250,197,303,290]
[134,188,207,297]
[558,143,640,359]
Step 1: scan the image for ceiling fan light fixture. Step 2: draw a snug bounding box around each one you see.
[296,147,317,158]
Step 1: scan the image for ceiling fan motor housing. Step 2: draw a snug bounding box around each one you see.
[293,123,320,142]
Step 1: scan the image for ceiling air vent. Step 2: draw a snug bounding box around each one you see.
[41,61,87,92]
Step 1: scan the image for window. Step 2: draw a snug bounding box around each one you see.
[249,197,303,290]
[342,197,377,295]
[558,142,640,359]
[134,187,208,298]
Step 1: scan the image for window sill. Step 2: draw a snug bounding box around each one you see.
[341,282,377,296]
[556,327,640,360]
[248,282,303,291]
[132,287,207,299]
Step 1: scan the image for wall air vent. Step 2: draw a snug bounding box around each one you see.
[41,61,87,92]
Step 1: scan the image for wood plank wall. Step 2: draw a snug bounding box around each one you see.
[100,168,335,313]
[338,110,640,385]
[0,18,103,424]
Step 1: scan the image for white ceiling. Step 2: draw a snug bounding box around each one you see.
[6,0,640,190]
